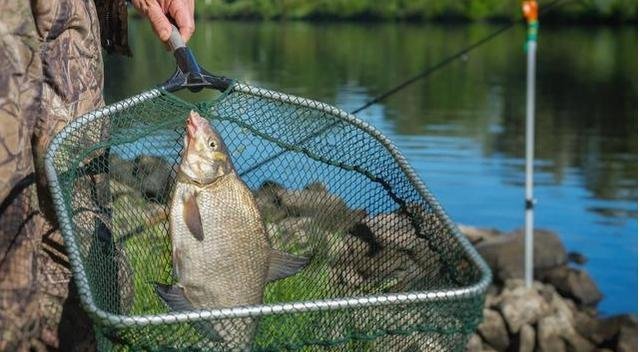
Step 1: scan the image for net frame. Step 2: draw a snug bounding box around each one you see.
[44,81,492,349]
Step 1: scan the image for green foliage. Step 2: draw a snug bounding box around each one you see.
[114,191,172,316]
[192,0,638,21]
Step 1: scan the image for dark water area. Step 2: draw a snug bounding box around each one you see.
[104,20,637,315]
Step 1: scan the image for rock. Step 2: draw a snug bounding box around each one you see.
[347,222,382,256]
[329,266,365,288]
[458,225,501,245]
[484,287,501,309]
[502,279,538,291]
[477,309,509,351]
[547,288,576,322]
[481,344,498,352]
[328,223,437,292]
[277,184,345,216]
[357,247,412,280]
[533,289,595,352]
[498,280,551,333]
[537,315,567,352]
[591,315,637,348]
[568,251,588,265]
[342,206,448,289]
[592,315,626,345]
[538,313,596,351]
[616,323,637,352]
[573,309,599,343]
[540,266,603,306]
[277,183,366,233]
[110,155,138,189]
[345,209,448,291]
[466,334,483,352]
[518,324,535,352]
[254,181,288,222]
[456,224,636,352]
[328,236,370,288]
[266,217,319,256]
[476,229,567,282]
[566,319,597,351]
[133,155,173,202]
[404,203,451,240]
[363,211,443,254]
[353,205,447,258]
[464,337,499,352]
[303,181,327,192]
[358,248,426,291]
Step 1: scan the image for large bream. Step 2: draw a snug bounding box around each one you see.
[156,111,308,342]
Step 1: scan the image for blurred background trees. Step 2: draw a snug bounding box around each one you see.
[192,0,636,23]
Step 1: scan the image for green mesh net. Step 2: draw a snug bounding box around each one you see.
[44,82,490,351]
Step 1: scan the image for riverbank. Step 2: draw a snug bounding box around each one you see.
[459,225,637,352]
[185,0,636,24]
[112,154,637,350]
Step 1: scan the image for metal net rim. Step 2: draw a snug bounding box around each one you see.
[43,83,491,328]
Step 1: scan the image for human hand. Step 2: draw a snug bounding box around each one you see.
[132,0,195,43]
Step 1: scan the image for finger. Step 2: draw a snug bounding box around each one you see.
[168,0,195,42]
[146,1,173,42]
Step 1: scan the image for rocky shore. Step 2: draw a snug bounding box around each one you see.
[110,155,637,351]
[460,226,637,352]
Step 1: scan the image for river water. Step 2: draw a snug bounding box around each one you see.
[104,20,637,315]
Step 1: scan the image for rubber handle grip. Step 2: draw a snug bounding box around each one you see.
[167,25,186,52]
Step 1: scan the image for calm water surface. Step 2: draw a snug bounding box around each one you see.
[105,20,637,314]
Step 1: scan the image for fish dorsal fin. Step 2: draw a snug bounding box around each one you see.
[267,250,309,282]
[183,192,204,241]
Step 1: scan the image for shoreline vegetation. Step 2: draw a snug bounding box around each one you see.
[173,0,637,24]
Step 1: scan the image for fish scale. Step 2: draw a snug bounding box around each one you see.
[171,173,270,309]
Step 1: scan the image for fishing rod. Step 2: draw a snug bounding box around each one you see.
[239,0,570,178]
[352,0,566,115]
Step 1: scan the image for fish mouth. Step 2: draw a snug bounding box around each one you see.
[186,112,199,138]
[186,111,210,139]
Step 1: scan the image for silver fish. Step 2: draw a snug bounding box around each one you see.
[156,111,308,347]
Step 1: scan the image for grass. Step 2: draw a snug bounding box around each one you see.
[256,259,374,351]
[77,181,476,351]
[108,184,375,350]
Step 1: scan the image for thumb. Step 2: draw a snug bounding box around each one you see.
[145,2,173,42]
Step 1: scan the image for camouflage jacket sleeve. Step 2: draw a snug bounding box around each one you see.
[94,0,131,56]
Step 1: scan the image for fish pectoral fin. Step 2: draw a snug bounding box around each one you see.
[155,283,194,312]
[155,283,223,342]
[266,250,309,282]
[183,192,204,241]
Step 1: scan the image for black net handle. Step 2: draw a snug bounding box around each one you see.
[161,25,232,92]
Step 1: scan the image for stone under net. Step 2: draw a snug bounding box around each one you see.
[44,83,490,351]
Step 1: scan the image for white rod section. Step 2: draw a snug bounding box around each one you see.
[524,39,537,288]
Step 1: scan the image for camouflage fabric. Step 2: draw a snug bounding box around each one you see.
[0,0,107,350]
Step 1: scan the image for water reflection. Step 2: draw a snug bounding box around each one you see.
[105,20,637,314]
